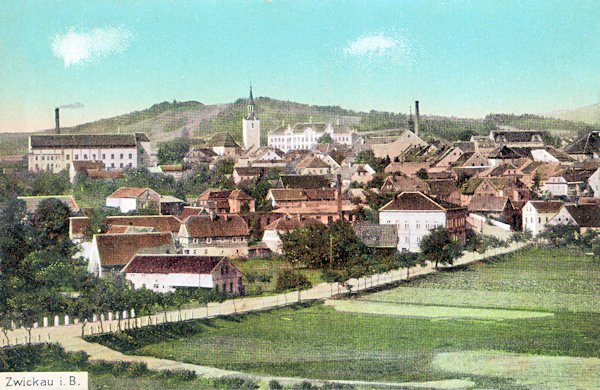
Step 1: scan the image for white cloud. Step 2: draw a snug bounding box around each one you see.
[51,26,132,66]
[343,32,412,65]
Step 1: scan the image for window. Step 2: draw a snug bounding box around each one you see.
[120,163,123,168]
[92,154,96,160]
[66,155,70,160]
[41,156,45,161]
[111,154,114,159]
[111,163,115,168]
[538,218,541,223]
[75,155,78,159]
[84,154,88,159]
[120,154,123,159]
[129,153,132,159]
[416,222,421,229]
[102,154,106,159]
[35,164,39,169]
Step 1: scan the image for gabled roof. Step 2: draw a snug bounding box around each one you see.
[296,156,330,169]
[107,187,151,199]
[197,189,231,200]
[234,166,267,176]
[106,225,158,234]
[528,200,563,214]
[380,191,463,212]
[264,216,321,231]
[384,162,430,176]
[69,216,91,238]
[268,188,337,202]
[30,133,148,148]
[279,174,330,189]
[184,214,249,237]
[122,255,227,274]
[564,131,600,155]
[95,232,173,266]
[560,168,596,183]
[381,176,430,193]
[468,196,511,212]
[488,145,523,159]
[105,215,181,233]
[564,205,600,227]
[229,189,253,201]
[426,179,459,197]
[485,163,519,177]
[209,132,241,148]
[461,178,484,195]
[178,207,205,220]
[18,195,80,214]
[490,129,545,143]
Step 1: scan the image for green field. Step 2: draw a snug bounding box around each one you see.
[92,247,600,388]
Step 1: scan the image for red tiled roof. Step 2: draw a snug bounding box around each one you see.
[70,216,91,238]
[565,205,600,228]
[264,216,322,231]
[18,196,80,214]
[229,189,253,201]
[95,232,173,266]
[184,214,249,237]
[529,200,563,214]
[380,191,463,212]
[468,196,511,212]
[105,215,181,233]
[72,160,105,171]
[122,255,226,274]
[107,187,148,199]
[87,170,123,179]
[178,207,205,220]
[296,156,330,169]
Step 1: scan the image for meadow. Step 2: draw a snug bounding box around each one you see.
[91,247,600,388]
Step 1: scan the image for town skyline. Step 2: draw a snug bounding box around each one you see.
[2,0,600,133]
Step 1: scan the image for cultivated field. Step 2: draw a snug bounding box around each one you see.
[97,247,600,389]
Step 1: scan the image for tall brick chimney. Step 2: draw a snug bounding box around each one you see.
[55,107,60,134]
[336,174,342,220]
[414,101,420,137]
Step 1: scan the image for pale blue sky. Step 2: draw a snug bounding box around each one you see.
[1,0,599,132]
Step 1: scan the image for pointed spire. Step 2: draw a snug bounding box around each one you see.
[249,82,253,101]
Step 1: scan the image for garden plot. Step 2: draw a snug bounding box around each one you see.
[366,287,600,313]
[431,350,600,390]
[325,299,554,321]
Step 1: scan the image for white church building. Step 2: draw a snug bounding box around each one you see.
[242,85,261,151]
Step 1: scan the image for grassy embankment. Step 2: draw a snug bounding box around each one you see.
[88,247,600,388]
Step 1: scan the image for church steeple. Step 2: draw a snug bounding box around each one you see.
[246,83,258,120]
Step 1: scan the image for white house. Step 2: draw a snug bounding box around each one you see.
[106,187,160,213]
[268,123,354,152]
[28,133,151,173]
[547,204,600,233]
[261,216,320,253]
[522,200,563,236]
[379,191,467,252]
[121,254,244,295]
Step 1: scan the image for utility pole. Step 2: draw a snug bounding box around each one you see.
[329,234,333,268]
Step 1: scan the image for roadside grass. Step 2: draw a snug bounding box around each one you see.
[91,302,600,383]
[431,350,600,390]
[364,287,600,313]
[407,246,600,297]
[325,299,554,320]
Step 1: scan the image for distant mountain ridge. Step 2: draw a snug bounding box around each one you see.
[541,103,600,125]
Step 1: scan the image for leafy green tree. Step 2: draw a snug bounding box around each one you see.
[33,198,71,243]
[539,224,579,247]
[31,170,69,196]
[419,227,463,268]
[0,199,31,276]
[157,139,190,165]
[318,133,332,144]
[215,158,235,176]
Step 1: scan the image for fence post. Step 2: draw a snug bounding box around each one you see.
[64,315,70,326]
[43,317,48,328]
[54,315,60,327]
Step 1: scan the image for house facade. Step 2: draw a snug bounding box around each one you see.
[522,200,563,236]
[28,133,151,173]
[379,191,467,252]
[122,255,244,295]
[178,214,250,257]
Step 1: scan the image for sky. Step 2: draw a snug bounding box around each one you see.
[1,0,599,133]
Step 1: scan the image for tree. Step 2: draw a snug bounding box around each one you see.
[0,199,31,276]
[419,227,463,269]
[318,133,332,144]
[215,159,235,176]
[31,170,69,196]
[33,198,71,244]
[157,139,190,165]
[416,168,428,180]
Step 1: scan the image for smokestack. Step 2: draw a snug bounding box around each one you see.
[414,101,420,136]
[55,108,60,134]
[336,174,342,221]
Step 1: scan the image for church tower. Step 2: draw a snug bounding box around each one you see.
[242,84,261,151]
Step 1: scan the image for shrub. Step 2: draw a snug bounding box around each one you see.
[275,269,312,292]
[211,376,259,389]
[269,379,283,390]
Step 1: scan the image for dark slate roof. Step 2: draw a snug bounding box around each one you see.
[426,179,459,197]
[564,132,600,155]
[30,133,148,148]
[488,145,524,159]
[122,255,226,274]
[565,205,600,227]
[279,174,330,189]
[380,191,464,212]
[468,196,511,212]
[491,130,545,143]
[529,201,563,214]
[209,132,241,148]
